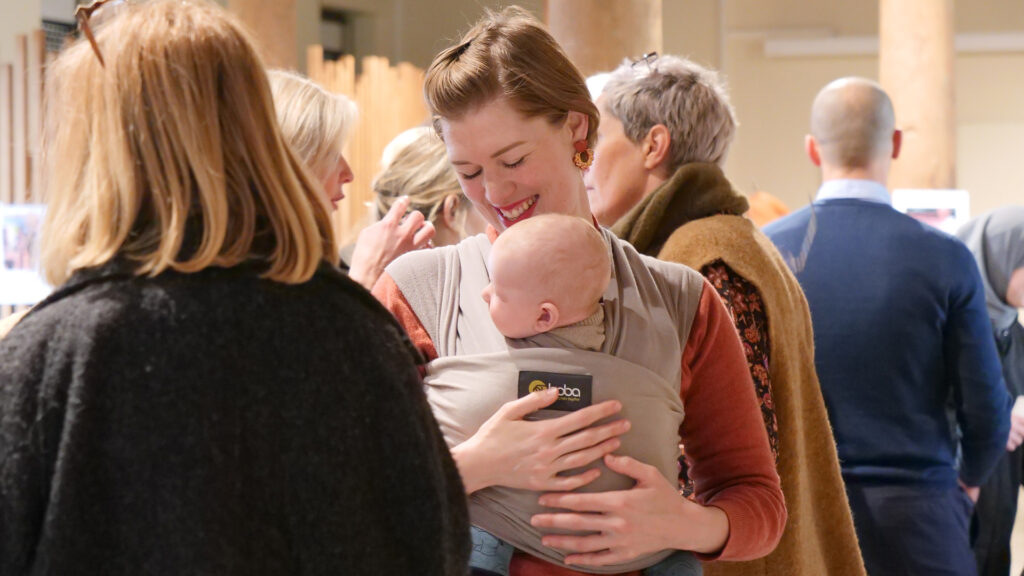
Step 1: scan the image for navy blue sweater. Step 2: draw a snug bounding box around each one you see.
[765,197,1011,487]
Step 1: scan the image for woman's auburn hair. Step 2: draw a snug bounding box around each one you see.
[423,5,599,148]
[41,0,335,286]
[268,69,358,181]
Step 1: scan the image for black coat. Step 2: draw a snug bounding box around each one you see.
[0,260,469,575]
[996,321,1024,398]
[971,320,1024,576]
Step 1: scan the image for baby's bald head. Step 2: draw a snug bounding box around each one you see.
[492,214,609,311]
[485,214,609,338]
[810,77,896,169]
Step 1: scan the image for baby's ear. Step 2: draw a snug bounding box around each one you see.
[534,302,560,334]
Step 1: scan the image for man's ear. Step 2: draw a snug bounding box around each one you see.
[805,134,822,167]
[643,124,671,171]
[891,129,902,160]
[566,111,590,144]
[534,302,560,334]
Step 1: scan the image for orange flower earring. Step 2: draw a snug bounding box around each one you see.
[573,140,593,170]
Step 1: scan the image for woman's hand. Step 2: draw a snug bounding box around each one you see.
[451,387,630,494]
[348,196,435,290]
[531,454,730,567]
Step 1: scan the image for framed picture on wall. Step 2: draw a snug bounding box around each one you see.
[0,203,51,305]
[891,189,971,236]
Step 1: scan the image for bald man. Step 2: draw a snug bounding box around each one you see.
[764,78,1012,576]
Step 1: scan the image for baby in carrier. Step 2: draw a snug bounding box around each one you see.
[468,214,699,576]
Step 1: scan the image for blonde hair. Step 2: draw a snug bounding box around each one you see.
[423,6,599,148]
[41,0,334,286]
[372,127,468,225]
[602,55,737,170]
[269,70,358,180]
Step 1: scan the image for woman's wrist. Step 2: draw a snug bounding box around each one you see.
[346,250,385,291]
[676,501,730,555]
[450,437,493,494]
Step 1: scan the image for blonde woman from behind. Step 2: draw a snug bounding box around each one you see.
[0,2,468,574]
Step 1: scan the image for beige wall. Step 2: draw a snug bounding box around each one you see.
[713,0,1024,217]
[725,42,1024,217]
[721,34,876,211]
[321,0,543,70]
[663,0,720,69]
[1,0,1020,217]
[957,50,1024,215]
[0,0,41,64]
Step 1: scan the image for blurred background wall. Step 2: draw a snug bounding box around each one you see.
[2,0,1021,217]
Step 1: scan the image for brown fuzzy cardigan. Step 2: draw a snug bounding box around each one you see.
[614,163,866,576]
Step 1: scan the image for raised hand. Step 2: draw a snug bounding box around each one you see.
[348,196,435,289]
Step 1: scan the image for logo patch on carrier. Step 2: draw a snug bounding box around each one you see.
[517,370,593,413]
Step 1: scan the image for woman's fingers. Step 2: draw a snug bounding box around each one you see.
[554,418,630,455]
[553,438,621,472]
[601,454,660,484]
[533,512,620,539]
[534,526,614,554]
[398,209,425,235]
[537,490,620,514]
[411,220,435,248]
[537,467,602,492]
[381,196,410,224]
[497,387,560,420]
[545,400,623,437]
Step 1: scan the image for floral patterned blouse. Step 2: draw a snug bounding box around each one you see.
[681,259,779,494]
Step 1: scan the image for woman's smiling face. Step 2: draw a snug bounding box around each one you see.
[439,98,592,233]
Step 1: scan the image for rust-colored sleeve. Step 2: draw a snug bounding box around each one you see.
[681,280,786,562]
[371,272,438,363]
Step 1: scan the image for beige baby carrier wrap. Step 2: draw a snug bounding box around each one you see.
[387,230,706,573]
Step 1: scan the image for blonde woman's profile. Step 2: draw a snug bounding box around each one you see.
[269,70,436,289]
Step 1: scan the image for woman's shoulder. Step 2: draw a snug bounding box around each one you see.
[606,229,705,288]
[662,215,756,260]
[605,230,707,343]
[9,262,380,338]
[661,215,788,282]
[383,234,494,310]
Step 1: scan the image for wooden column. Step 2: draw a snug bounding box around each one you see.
[26,30,44,203]
[1,64,11,204]
[879,0,955,189]
[546,0,663,77]
[12,35,27,204]
[228,0,298,70]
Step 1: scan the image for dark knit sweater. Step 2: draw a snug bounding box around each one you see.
[0,260,469,575]
[765,197,1012,487]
